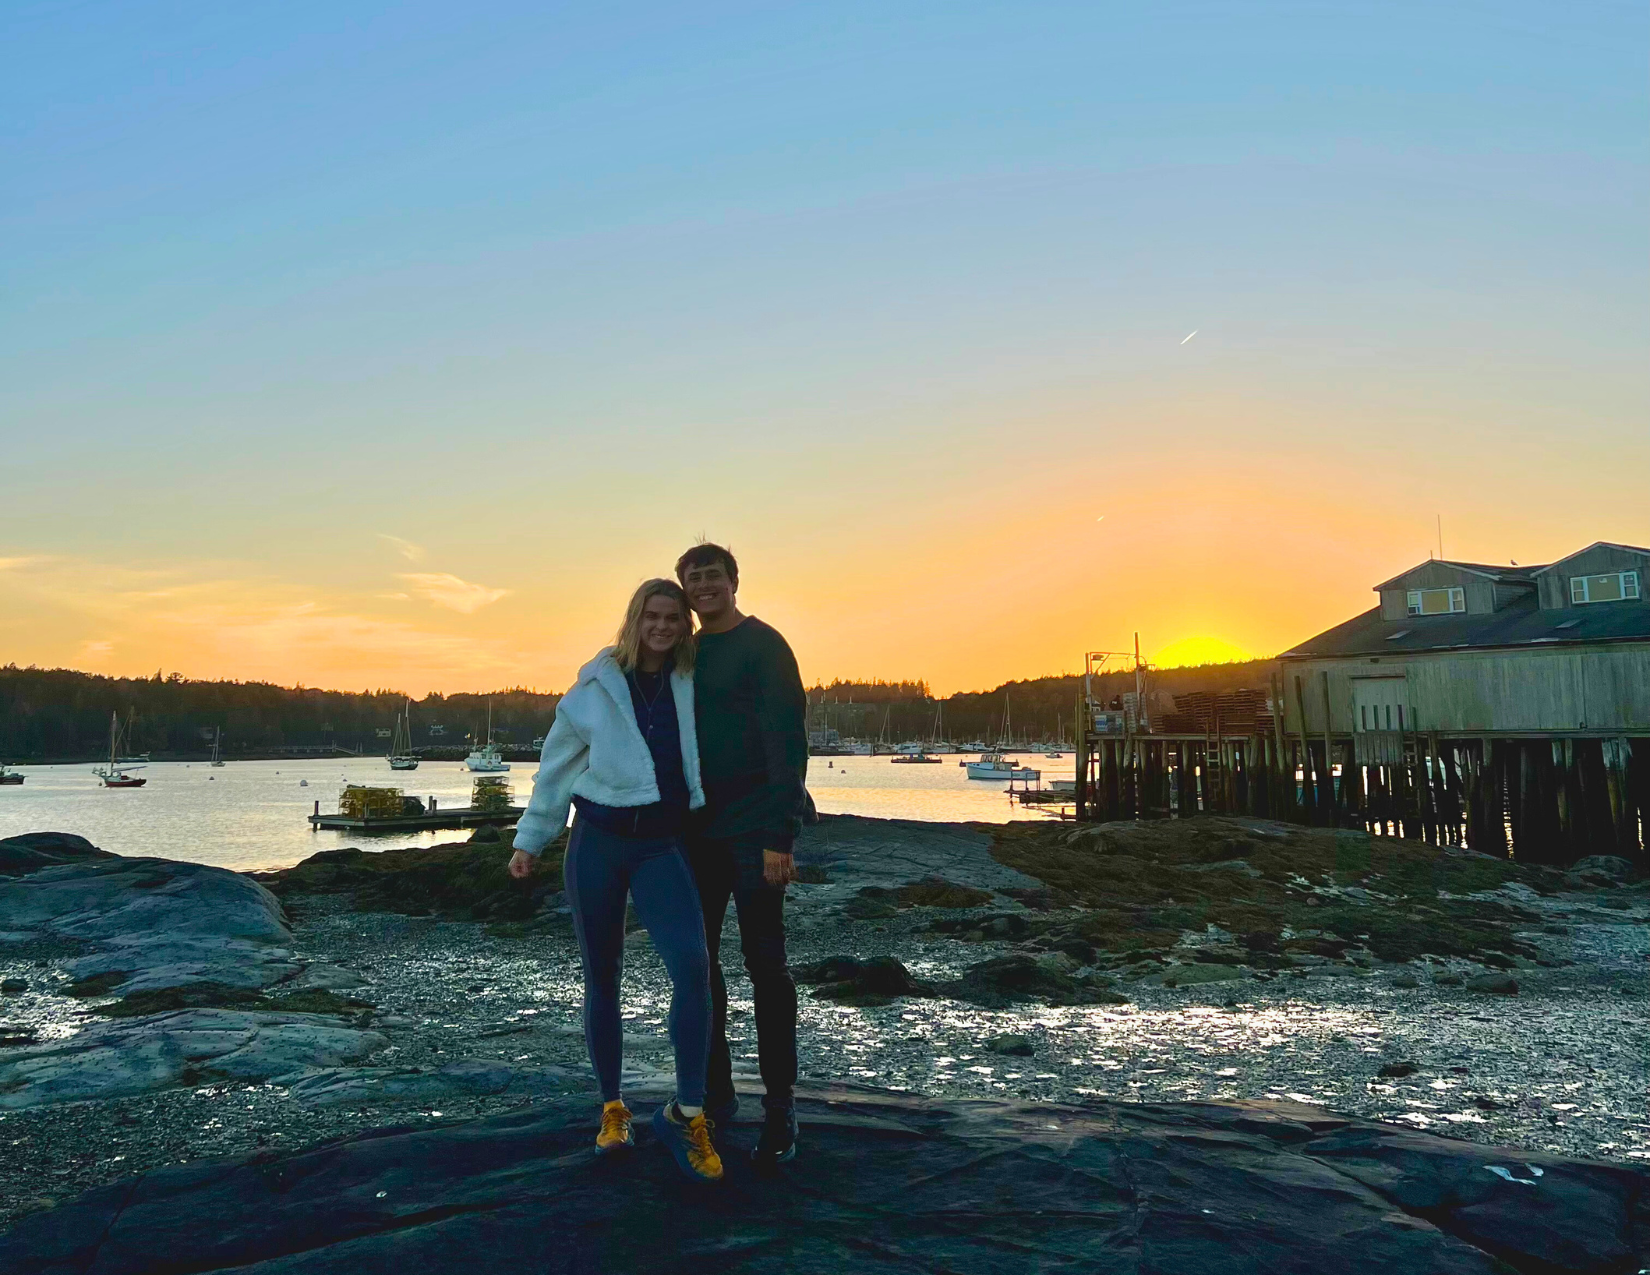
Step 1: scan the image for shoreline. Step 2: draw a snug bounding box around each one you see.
[1,814,1646,1232]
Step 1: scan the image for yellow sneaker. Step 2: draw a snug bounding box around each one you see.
[595,1100,633,1154]
[652,1102,724,1182]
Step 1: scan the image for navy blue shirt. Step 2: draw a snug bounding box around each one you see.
[573,665,690,838]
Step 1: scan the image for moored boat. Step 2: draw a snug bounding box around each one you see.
[464,701,510,772]
[964,753,1035,780]
[0,763,23,785]
[94,711,147,788]
[388,700,420,771]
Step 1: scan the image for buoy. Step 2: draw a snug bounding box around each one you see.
[300,780,309,787]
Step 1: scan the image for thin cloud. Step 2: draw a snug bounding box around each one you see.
[398,572,511,614]
[378,535,427,563]
[0,556,47,572]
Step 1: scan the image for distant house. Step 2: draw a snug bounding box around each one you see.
[1277,541,1648,862]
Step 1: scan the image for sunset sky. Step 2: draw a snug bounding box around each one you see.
[4,2,1646,696]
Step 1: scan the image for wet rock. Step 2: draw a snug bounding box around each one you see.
[5,1086,1644,1274]
[0,850,296,996]
[1565,856,1637,888]
[997,885,1070,911]
[1434,971,1464,986]
[795,864,831,884]
[794,956,936,1006]
[0,979,26,995]
[282,1059,575,1107]
[841,895,899,921]
[985,1033,1035,1057]
[0,1009,386,1109]
[1466,973,1519,996]
[0,832,117,878]
[466,824,502,844]
[1392,972,1420,988]
[92,982,371,1020]
[927,911,1034,941]
[286,962,370,991]
[1379,1061,1420,1078]
[1159,963,1245,988]
[894,877,993,909]
[255,839,562,922]
[944,954,1126,1007]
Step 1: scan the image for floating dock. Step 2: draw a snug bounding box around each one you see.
[308,799,526,833]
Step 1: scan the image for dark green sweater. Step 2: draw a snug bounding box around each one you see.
[691,616,808,851]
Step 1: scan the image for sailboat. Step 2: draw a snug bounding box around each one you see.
[95,712,147,788]
[388,700,420,771]
[893,701,945,763]
[210,727,226,767]
[464,700,510,772]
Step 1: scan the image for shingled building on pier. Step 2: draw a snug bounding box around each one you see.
[1277,541,1649,864]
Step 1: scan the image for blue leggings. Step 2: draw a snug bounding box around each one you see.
[562,818,711,1107]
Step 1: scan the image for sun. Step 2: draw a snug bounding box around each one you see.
[1151,635,1258,668]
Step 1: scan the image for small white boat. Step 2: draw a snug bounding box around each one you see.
[465,743,510,773]
[1042,751,1064,760]
[0,763,23,786]
[210,727,226,768]
[464,701,510,772]
[890,751,941,765]
[965,753,1035,780]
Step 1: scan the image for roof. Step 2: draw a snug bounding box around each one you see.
[1528,541,1650,576]
[1280,593,1650,660]
[1371,559,1543,591]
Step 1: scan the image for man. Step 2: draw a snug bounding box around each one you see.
[676,542,809,1167]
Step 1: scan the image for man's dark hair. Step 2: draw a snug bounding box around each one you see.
[675,542,739,590]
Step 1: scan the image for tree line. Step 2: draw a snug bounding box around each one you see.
[0,656,1279,761]
[0,665,561,760]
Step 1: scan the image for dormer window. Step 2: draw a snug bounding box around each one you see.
[1406,587,1464,616]
[1570,571,1640,604]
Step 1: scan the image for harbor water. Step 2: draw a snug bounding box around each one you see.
[0,753,1075,872]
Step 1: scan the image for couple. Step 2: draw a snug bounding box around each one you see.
[507,543,808,1183]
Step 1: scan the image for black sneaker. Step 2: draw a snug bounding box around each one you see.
[751,1098,797,1166]
[706,1092,740,1127]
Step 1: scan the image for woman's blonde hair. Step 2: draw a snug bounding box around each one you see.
[612,578,695,674]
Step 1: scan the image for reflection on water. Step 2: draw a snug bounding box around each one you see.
[0,754,1068,871]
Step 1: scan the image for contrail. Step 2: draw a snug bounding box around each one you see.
[1180,329,1198,344]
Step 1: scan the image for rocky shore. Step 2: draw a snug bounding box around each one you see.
[2,817,1647,1269]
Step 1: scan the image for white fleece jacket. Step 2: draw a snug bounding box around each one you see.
[512,647,705,855]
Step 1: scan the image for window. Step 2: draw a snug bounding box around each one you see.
[1570,571,1641,604]
[1406,587,1464,616]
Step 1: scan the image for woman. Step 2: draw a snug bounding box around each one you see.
[508,579,721,1183]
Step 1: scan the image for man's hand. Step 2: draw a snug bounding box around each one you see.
[508,849,535,880]
[762,850,797,887]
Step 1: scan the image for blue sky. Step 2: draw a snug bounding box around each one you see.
[3,1,1645,692]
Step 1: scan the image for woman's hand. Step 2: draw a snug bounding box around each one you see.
[508,849,535,880]
[762,850,797,887]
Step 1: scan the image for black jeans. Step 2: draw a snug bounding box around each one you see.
[684,832,797,1107]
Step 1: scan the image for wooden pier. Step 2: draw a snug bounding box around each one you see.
[1068,725,1648,865]
[308,799,526,833]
